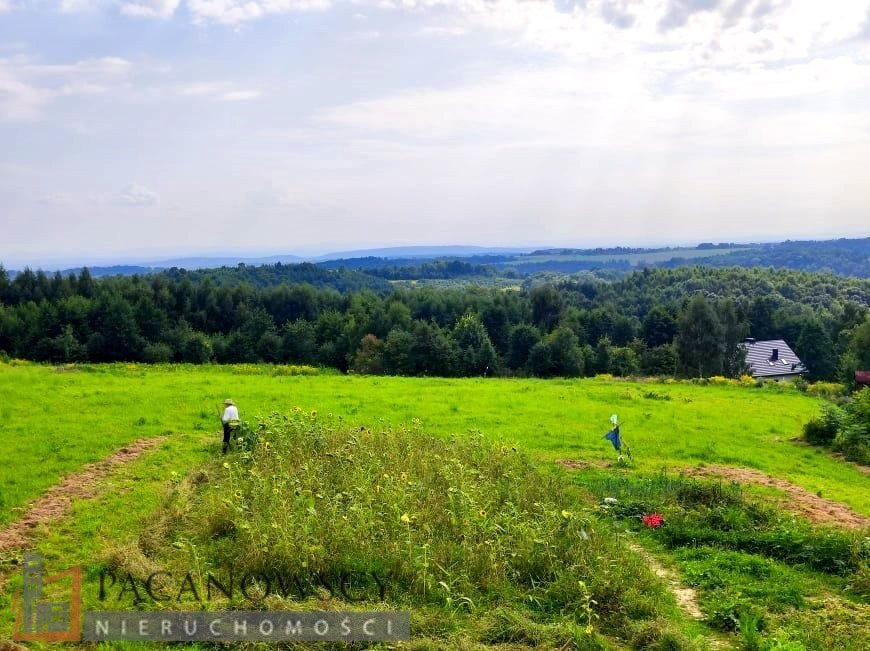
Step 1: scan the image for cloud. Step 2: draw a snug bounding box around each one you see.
[0,55,132,121]
[419,25,469,37]
[315,51,870,153]
[186,0,331,24]
[658,0,722,31]
[860,6,870,39]
[174,81,262,101]
[600,0,635,29]
[59,0,106,12]
[219,89,262,101]
[120,0,181,18]
[115,183,159,206]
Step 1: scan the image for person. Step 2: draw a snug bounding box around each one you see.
[221,399,240,453]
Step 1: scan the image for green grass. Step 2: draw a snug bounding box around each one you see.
[579,469,869,650]
[1,414,704,650]
[1,363,868,649]
[1,363,866,525]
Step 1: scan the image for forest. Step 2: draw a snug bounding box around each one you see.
[0,263,868,382]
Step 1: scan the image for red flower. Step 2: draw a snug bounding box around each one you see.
[642,513,665,528]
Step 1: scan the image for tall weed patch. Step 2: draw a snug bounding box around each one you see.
[133,413,688,647]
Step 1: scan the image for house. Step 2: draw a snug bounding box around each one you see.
[742,338,807,381]
[856,371,870,388]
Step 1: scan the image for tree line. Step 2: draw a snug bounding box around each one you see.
[0,264,867,382]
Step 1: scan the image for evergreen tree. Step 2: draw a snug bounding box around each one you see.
[676,295,723,377]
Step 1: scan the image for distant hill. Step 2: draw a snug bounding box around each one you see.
[4,237,867,281]
[309,245,532,261]
[657,238,870,278]
[55,265,162,278]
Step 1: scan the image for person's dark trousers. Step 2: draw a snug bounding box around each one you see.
[222,422,232,453]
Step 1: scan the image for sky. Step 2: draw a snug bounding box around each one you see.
[1,0,870,267]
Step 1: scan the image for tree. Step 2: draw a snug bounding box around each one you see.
[507,324,541,370]
[34,325,83,362]
[642,306,676,347]
[847,317,870,370]
[610,315,639,346]
[88,293,144,361]
[718,299,749,378]
[796,317,836,381]
[282,320,317,364]
[610,347,640,376]
[350,334,385,375]
[641,344,677,376]
[179,330,213,363]
[676,295,723,377]
[451,314,497,376]
[256,332,282,363]
[837,316,870,387]
[529,285,563,332]
[547,327,584,377]
[527,341,555,377]
[383,329,414,375]
[143,342,174,363]
[593,336,613,375]
[411,321,456,376]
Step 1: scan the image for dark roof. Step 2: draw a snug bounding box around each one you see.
[856,371,870,385]
[742,339,806,377]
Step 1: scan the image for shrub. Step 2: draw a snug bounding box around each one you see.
[271,364,318,376]
[142,342,173,363]
[802,405,844,446]
[805,381,845,398]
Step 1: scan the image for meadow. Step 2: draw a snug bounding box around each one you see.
[0,363,865,523]
[1,363,868,650]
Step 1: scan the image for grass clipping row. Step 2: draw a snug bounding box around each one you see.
[122,413,690,649]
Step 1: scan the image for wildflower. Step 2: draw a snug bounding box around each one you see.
[478,509,487,518]
[561,510,572,519]
[222,462,230,469]
[400,472,408,482]
[310,410,317,418]
[642,513,665,528]
[263,441,271,452]
[603,497,618,504]
[400,513,411,524]
[234,490,243,499]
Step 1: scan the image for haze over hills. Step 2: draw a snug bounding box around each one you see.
[3,238,869,279]
[3,246,536,275]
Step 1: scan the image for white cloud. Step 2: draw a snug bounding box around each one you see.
[0,55,132,121]
[59,0,106,12]
[315,53,870,153]
[120,0,181,18]
[219,89,262,101]
[186,0,332,24]
[115,183,159,206]
[419,25,468,37]
[174,81,262,101]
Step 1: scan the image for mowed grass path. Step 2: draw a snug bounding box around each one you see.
[1,364,867,523]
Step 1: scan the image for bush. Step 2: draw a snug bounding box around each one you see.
[802,405,843,446]
[142,342,173,363]
[805,381,845,398]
